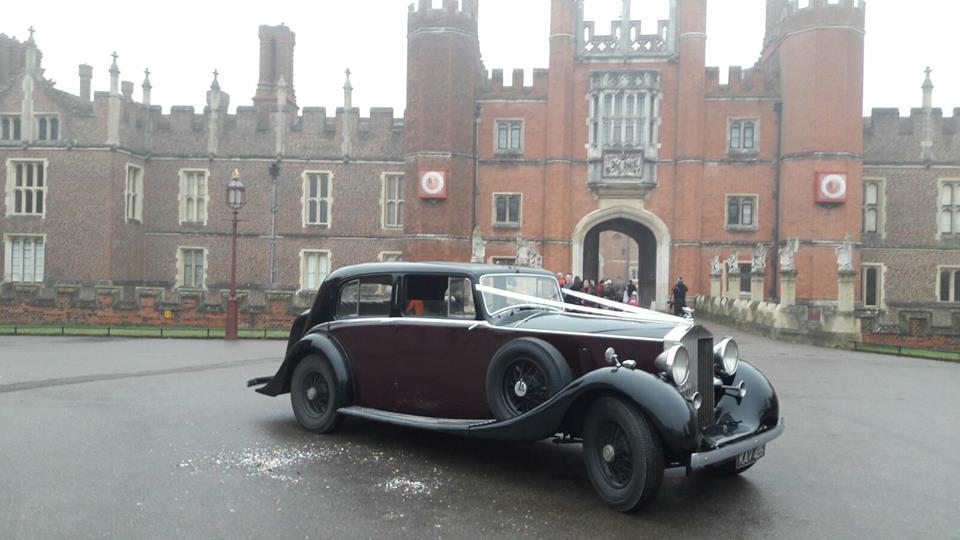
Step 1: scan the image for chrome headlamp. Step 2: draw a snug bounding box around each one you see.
[713,337,739,376]
[654,345,690,387]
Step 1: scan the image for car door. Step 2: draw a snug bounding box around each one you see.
[326,275,398,411]
[391,274,494,419]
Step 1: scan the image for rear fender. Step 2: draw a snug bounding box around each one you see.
[468,368,700,458]
[256,332,353,409]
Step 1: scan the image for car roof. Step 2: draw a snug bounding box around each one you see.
[325,262,556,281]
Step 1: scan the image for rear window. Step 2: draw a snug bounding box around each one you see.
[336,276,393,319]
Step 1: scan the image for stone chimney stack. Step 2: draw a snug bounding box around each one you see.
[141,69,151,106]
[921,67,934,162]
[253,24,297,111]
[121,80,134,101]
[79,64,93,101]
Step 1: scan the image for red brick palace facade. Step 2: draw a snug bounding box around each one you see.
[0,1,957,341]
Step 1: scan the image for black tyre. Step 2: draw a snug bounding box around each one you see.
[485,337,572,421]
[290,355,343,433]
[582,397,664,513]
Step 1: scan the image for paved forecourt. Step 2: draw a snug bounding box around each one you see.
[0,324,957,539]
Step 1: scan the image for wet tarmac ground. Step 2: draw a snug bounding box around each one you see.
[1,325,958,539]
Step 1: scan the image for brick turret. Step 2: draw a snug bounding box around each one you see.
[403,0,480,261]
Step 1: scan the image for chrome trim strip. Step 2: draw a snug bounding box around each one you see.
[689,418,785,469]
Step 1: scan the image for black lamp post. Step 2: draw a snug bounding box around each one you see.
[225,168,246,340]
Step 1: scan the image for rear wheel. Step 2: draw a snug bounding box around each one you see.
[290,355,343,433]
[582,397,664,512]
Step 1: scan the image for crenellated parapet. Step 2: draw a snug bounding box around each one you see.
[479,68,549,99]
[705,65,779,97]
[864,107,960,163]
[407,0,478,33]
[765,0,866,48]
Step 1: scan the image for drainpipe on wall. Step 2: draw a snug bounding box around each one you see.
[472,103,481,231]
[770,101,783,300]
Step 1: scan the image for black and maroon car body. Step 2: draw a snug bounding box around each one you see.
[249,262,783,511]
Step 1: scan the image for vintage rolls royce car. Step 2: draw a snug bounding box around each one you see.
[248,262,783,512]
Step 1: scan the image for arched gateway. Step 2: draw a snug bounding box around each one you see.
[572,206,671,310]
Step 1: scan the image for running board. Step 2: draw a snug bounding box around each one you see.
[337,406,496,435]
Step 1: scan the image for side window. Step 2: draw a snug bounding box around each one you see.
[337,280,359,318]
[403,275,475,319]
[359,276,393,317]
[447,277,476,319]
[337,276,393,318]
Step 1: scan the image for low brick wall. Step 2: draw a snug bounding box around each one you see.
[0,284,310,330]
[860,307,960,351]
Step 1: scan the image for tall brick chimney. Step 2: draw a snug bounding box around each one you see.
[252,24,297,111]
[78,63,92,101]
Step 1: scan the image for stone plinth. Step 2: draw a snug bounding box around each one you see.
[838,270,857,312]
[780,271,797,307]
[710,274,722,297]
[750,273,764,302]
[726,272,741,300]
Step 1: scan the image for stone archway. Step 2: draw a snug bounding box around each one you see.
[572,206,671,310]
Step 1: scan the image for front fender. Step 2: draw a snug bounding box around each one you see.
[467,367,700,458]
[704,360,780,448]
[256,332,353,410]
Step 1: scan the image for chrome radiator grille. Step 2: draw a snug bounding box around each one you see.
[697,337,715,429]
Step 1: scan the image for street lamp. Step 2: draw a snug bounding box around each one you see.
[225,168,246,341]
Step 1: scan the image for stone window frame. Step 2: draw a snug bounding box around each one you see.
[302,170,333,228]
[937,178,960,237]
[589,89,652,150]
[124,163,144,223]
[2,233,45,284]
[490,256,517,266]
[727,117,759,154]
[175,246,207,290]
[725,194,758,232]
[299,249,331,292]
[492,192,522,229]
[861,263,885,309]
[380,172,404,229]
[5,158,48,218]
[35,113,61,142]
[177,168,209,226]
[494,119,524,154]
[862,177,885,237]
[378,251,402,262]
[936,265,960,303]
[1,115,22,141]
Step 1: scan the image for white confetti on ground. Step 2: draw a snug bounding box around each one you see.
[379,476,437,497]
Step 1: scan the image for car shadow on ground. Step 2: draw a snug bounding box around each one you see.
[254,414,770,526]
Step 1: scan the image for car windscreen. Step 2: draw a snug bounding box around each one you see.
[478,274,562,315]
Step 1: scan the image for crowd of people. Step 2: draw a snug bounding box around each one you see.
[555,272,688,316]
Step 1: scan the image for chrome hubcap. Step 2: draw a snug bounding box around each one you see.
[602,444,616,463]
[513,379,528,397]
[306,387,317,401]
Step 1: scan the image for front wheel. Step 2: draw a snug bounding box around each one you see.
[290,355,343,433]
[582,397,664,512]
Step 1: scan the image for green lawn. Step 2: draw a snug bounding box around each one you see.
[0,325,288,340]
[854,342,960,362]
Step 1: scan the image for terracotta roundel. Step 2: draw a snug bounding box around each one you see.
[816,172,847,203]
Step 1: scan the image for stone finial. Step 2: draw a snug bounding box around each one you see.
[471,225,486,263]
[109,51,120,75]
[343,68,352,91]
[27,25,35,44]
[710,253,722,276]
[751,243,767,274]
[210,69,220,91]
[923,66,934,90]
[779,238,799,273]
[725,251,739,273]
[836,233,854,273]
[142,68,152,89]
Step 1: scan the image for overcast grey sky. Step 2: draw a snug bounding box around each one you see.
[2,0,949,115]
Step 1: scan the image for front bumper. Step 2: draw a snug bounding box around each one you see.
[689,418,784,469]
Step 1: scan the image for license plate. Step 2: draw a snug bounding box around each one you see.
[735,445,765,468]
